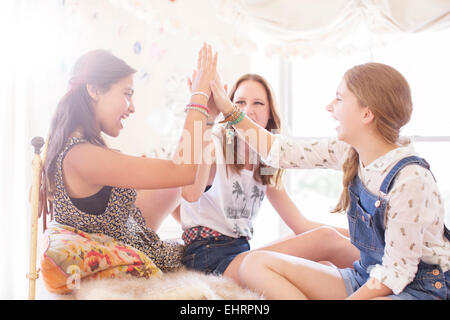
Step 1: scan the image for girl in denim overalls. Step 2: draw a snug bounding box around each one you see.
[209,62,450,299]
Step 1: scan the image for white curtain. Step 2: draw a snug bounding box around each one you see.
[0,0,74,299]
[216,0,450,57]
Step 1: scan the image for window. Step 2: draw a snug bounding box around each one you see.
[250,29,450,247]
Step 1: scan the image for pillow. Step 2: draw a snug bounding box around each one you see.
[40,221,162,294]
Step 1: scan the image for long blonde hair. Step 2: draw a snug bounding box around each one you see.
[332,63,413,213]
[222,74,284,188]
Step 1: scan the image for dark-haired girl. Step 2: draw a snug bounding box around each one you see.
[44,44,217,271]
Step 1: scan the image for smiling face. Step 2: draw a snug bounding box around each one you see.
[224,74,283,188]
[326,78,369,145]
[91,74,135,137]
[232,80,271,129]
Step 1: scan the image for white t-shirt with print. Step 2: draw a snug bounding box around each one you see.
[180,133,267,239]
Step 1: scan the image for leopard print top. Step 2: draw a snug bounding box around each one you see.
[53,136,184,272]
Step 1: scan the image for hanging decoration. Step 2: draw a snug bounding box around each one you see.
[133,41,142,55]
[108,0,258,55]
[148,42,167,61]
[137,70,150,82]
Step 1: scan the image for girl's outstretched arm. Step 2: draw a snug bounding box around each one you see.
[64,44,218,191]
[210,77,350,170]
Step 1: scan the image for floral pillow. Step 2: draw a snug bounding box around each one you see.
[40,221,162,294]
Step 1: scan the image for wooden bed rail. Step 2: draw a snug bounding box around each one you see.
[28,136,52,300]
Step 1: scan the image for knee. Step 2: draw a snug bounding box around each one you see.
[164,187,182,203]
[309,226,347,252]
[318,261,337,268]
[156,187,182,212]
[311,226,343,242]
[240,251,269,272]
[239,251,272,283]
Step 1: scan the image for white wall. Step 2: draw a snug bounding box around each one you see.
[69,0,252,156]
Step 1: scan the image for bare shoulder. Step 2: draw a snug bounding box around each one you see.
[64,143,111,172]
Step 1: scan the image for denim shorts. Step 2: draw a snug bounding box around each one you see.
[182,235,250,275]
[339,262,449,300]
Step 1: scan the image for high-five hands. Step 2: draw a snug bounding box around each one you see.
[188,73,227,121]
[188,44,234,120]
[209,72,235,116]
[187,46,228,120]
[189,43,218,108]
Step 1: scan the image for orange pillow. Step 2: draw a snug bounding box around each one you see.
[40,222,162,294]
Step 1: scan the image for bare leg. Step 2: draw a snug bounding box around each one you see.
[239,250,348,300]
[135,187,181,231]
[224,226,359,286]
[171,205,181,224]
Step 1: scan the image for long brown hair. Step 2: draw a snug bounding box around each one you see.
[44,49,136,195]
[332,63,412,213]
[222,74,284,188]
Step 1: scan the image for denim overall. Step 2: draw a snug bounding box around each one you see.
[343,156,450,300]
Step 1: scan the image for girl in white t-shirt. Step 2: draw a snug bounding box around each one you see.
[175,74,359,285]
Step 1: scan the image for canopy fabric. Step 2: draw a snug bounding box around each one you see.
[215,0,450,57]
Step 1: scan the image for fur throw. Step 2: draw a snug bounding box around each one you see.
[64,268,263,300]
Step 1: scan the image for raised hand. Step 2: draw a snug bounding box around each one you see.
[188,71,226,121]
[209,72,235,116]
[190,43,217,101]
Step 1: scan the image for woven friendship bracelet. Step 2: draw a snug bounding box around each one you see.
[224,107,242,124]
[186,103,210,114]
[219,104,241,124]
[185,106,209,118]
[229,111,245,126]
[223,104,239,119]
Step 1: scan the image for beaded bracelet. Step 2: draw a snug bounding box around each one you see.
[185,106,209,118]
[191,91,209,100]
[219,104,240,124]
[223,107,242,124]
[229,111,245,126]
[186,103,210,114]
[223,111,244,145]
[223,104,239,120]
